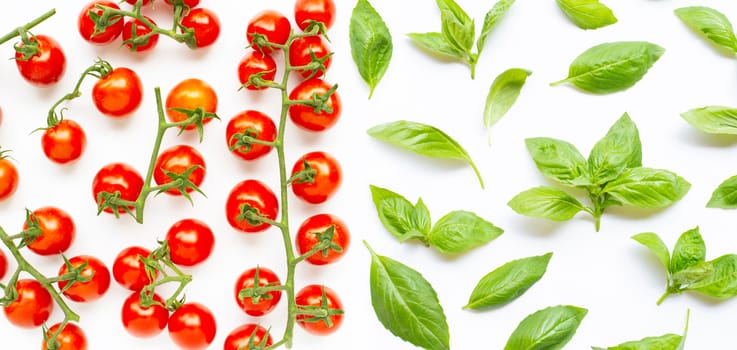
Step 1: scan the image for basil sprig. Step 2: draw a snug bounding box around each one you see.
[350,0,393,98]
[555,0,617,30]
[504,305,587,350]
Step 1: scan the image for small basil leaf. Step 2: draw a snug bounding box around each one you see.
[484,68,531,135]
[680,106,737,135]
[504,305,587,350]
[707,174,737,208]
[675,6,737,53]
[688,254,737,298]
[593,334,682,350]
[477,0,515,54]
[551,41,665,94]
[670,227,706,275]
[508,186,585,221]
[602,167,690,209]
[555,0,617,30]
[350,0,393,99]
[588,113,642,185]
[436,0,475,54]
[631,232,671,271]
[367,120,484,188]
[525,137,589,186]
[427,210,503,254]
[671,261,713,287]
[369,185,430,241]
[366,242,450,350]
[413,198,432,237]
[407,32,465,59]
[465,253,552,310]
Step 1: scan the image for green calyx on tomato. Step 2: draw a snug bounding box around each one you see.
[137,239,194,311]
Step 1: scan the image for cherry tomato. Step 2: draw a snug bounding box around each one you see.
[0,157,19,201]
[113,246,155,291]
[246,10,291,53]
[165,78,217,131]
[291,151,342,204]
[42,119,86,164]
[15,34,66,86]
[125,0,151,5]
[42,323,87,350]
[234,266,282,317]
[122,16,159,52]
[295,0,336,31]
[153,145,206,196]
[225,110,277,161]
[121,292,169,338]
[181,8,220,48]
[92,162,144,214]
[225,179,278,233]
[58,255,111,302]
[78,1,123,45]
[3,279,53,328]
[168,302,216,350]
[237,50,277,91]
[92,67,143,117]
[0,250,6,280]
[23,206,75,256]
[295,284,343,335]
[224,324,273,350]
[289,36,332,78]
[288,78,341,132]
[165,0,200,7]
[296,213,350,265]
[166,218,214,266]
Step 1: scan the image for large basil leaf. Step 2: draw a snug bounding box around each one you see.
[484,68,531,136]
[407,32,464,59]
[477,0,515,54]
[602,167,690,209]
[670,227,706,274]
[675,6,737,53]
[631,232,671,271]
[680,106,737,135]
[588,113,642,185]
[350,0,393,99]
[437,0,474,54]
[427,211,503,254]
[707,174,737,208]
[465,253,552,310]
[369,185,431,242]
[508,187,585,221]
[688,254,737,298]
[366,243,450,350]
[592,334,682,350]
[504,305,587,350]
[555,0,617,30]
[551,41,665,94]
[525,137,589,186]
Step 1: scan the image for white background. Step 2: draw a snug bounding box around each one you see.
[0,0,736,349]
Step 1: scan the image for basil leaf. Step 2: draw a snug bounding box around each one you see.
[525,137,589,186]
[504,305,587,350]
[603,167,690,209]
[350,0,393,99]
[465,253,552,310]
[675,6,737,53]
[484,68,531,135]
[588,113,642,185]
[366,242,450,350]
[367,120,484,188]
[369,185,431,242]
[680,106,737,135]
[688,254,737,298]
[407,32,465,59]
[707,174,737,209]
[555,0,617,30]
[551,41,665,94]
[477,0,515,54]
[670,227,706,275]
[593,334,682,350]
[436,0,475,54]
[427,210,503,254]
[671,261,713,287]
[631,232,671,271]
[508,186,585,221]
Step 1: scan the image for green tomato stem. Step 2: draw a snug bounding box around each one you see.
[0,8,55,46]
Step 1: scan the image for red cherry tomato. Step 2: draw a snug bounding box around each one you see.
[291,151,342,204]
[153,145,206,196]
[223,324,273,350]
[0,157,19,201]
[92,162,144,214]
[181,8,220,48]
[122,16,159,52]
[58,255,111,302]
[121,292,169,338]
[165,78,217,131]
[288,78,341,132]
[289,35,332,78]
[166,218,214,266]
[246,10,291,53]
[225,110,277,161]
[92,67,143,117]
[165,0,200,6]
[295,0,336,31]
[78,1,123,45]
[15,34,66,86]
[225,179,279,233]
[0,250,6,280]
[42,119,86,164]
[295,284,343,335]
[168,302,216,350]
[23,206,75,256]
[296,213,350,265]
[125,0,151,5]
[113,246,156,291]
[234,266,282,317]
[237,50,277,91]
[42,323,88,350]
[3,279,53,328]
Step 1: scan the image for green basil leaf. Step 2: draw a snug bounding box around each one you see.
[477,0,515,54]
[525,137,589,186]
[508,186,585,221]
[407,32,465,59]
[688,254,737,298]
[707,174,737,209]
[670,227,706,275]
[427,210,503,255]
[350,0,393,99]
[555,0,617,30]
[412,198,432,238]
[504,305,587,350]
[484,68,531,134]
[365,242,450,350]
[588,113,642,185]
[671,261,713,287]
[436,0,475,54]
[369,185,431,242]
[602,167,690,209]
[367,120,484,188]
[675,6,737,53]
[631,232,671,271]
[680,106,737,135]
[593,334,682,350]
[465,253,552,310]
[551,41,665,94]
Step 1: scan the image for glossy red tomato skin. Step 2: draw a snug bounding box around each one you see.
[92,67,143,117]
[92,163,144,214]
[42,322,88,350]
[295,284,343,335]
[234,267,282,317]
[182,8,220,48]
[246,10,291,53]
[295,0,336,31]
[296,213,350,265]
[15,34,66,86]
[58,255,111,302]
[0,250,6,280]
[166,78,218,130]
[3,279,53,328]
[0,158,18,201]
[226,110,277,161]
[289,36,332,78]
[122,16,159,52]
[42,119,86,164]
[153,145,206,196]
[237,50,277,91]
[125,0,151,4]
[165,0,199,6]
[121,292,169,338]
[168,302,217,350]
[166,218,214,266]
[113,246,155,291]
[288,78,341,132]
[291,151,342,204]
[78,1,123,45]
[23,206,75,256]
[223,324,273,350]
[225,179,279,233]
